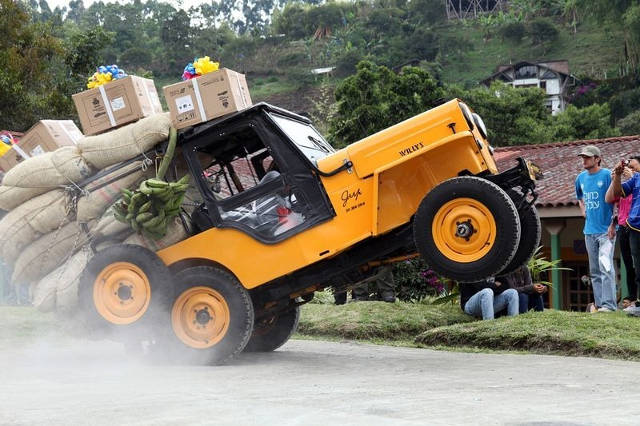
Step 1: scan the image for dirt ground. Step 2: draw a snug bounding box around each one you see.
[0,335,638,425]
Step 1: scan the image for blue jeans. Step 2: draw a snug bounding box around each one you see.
[518,293,544,313]
[464,288,519,320]
[585,233,617,311]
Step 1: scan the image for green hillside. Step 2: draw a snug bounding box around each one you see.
[439,20,625,86]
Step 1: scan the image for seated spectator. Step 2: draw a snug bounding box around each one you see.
[460,278,519,320]
[498,265,547,314]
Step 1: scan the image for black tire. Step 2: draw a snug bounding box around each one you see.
[77,244,173,339]
[244,306,300,352]
[499,189,541,275]
[413,176,521,282]
[167,266,254,365]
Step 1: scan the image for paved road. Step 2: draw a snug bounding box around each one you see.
[0,338,636,425]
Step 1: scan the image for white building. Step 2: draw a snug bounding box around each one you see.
[481,60,578,115]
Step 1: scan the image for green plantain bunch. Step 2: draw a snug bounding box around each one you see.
[113,174,190,240]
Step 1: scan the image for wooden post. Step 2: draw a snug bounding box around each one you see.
[545,220,566,310]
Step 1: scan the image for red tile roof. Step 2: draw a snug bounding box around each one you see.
[494,135,640,208]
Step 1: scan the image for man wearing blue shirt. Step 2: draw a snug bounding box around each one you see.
[609,155,640,312]
[575,145,617,312]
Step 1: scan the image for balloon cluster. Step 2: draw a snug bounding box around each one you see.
[87,65,128,89]
[182,56,220,80]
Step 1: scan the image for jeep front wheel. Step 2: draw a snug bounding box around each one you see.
[168,266,254,365]
[413,176,520,282]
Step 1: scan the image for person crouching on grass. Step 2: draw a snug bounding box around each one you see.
[460,278,519,320]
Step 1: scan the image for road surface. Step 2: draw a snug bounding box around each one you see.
[0,337,636,425]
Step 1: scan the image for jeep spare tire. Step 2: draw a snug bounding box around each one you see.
[499,189,541,275]
[413,176,521,282]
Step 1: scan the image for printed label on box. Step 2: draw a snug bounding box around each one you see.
[176,95,195,113]
[176,111,197,123]
[30,145,45,157]
[110,97,126,111]
[87,97,107,126]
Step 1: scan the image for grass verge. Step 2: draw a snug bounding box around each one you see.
[297,300,473,341]
[299,302,640,360]
[416,309,640,360]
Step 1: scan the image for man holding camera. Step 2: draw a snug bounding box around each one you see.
[608,155,640,311]
[576,145,617,312]
[606,156,640,308]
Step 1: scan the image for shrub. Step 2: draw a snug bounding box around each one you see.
[617,110,640,135]
[528,17,559,46]
[500,21,526,43]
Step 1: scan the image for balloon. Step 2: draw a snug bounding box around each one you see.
[86,65,128,89]
[181,56,219,80]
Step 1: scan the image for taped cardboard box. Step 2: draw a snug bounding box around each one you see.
[163,68,252,130]
[0,120,82,172]
[72,75,164,136]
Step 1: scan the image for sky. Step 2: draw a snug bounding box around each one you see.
[46,0,211,11]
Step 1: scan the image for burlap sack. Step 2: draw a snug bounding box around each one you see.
[0,189,69,265]
[0,186,49,211]
[124,217,188,251]
[2,146,93,188]
[78,113,171,169]
[93,210,130,239]
[12,221,94,285]
[31,248,92,313]
[76,161,149,223]
[56,249,93,314]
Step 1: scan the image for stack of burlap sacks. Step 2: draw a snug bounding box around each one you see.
[0,114,189,313]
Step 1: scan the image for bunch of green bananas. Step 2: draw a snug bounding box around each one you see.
[113,174,190,240]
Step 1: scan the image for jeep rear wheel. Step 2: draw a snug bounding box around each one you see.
[168,266,254,365]
[499,189,541,275]
[413,176,520,282]
[244,306,300,352]
[78,244,173,338]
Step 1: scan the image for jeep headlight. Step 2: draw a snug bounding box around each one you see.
[472,113,487,139]
[458,102,475,131]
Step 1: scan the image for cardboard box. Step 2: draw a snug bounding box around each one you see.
[163,68,252,130]
[72,75,164,136]
[0,120,83,172]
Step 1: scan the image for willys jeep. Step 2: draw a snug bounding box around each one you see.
[80,99,540,364]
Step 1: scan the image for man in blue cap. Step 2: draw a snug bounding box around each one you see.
[576,145,617,312]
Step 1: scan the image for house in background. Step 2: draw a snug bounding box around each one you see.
[481,60,578,115]
[495,135,639,311]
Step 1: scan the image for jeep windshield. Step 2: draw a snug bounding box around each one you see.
[269,113,335,163]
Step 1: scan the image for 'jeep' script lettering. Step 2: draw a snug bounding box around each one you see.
[399,142,424,157]
[341,188,362,207]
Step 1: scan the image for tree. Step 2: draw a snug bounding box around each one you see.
[617,110,640,135]
[0,0,77,130]
[528,17,558,53]
[328,60,444,147]
[551,103,619,140]
[449,82,550,146]
[500,21,526,44]
[64,27,115,79]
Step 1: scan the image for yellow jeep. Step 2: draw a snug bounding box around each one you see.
[80,99,540,363]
